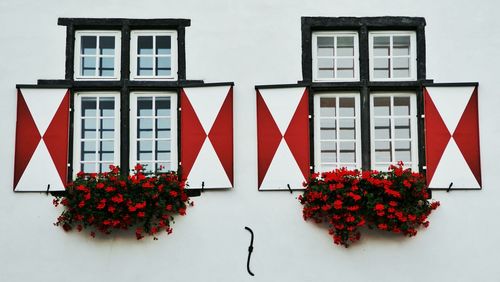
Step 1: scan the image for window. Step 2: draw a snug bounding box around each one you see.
[74,31,121,80]
[370,93,418,171]
[130,92,178,173]
[73,92,121,175]
[312,32,359,81]
[130,31,178,80]
[369,31,417,81]
[314,93,361,171]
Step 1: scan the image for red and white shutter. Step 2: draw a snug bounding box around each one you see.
[424,85,481,189]
[14,88,70,191]
[257,87,310,190]
[181,85,233,189]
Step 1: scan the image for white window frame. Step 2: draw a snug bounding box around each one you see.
[130,92,178,173]
[314,92,362,172]
[73,92,121,177]
[312,31,360,82]
[369,31,417,81]
[74,31,121,81]
[370,92,419,171]
[130,30,178,81]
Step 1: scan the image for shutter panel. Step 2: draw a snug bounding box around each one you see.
[257,87,310,190]
[424,85,481,189]
[180,85,233,189]
[14,88,70,191]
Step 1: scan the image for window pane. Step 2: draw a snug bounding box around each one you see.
[339,120,355,139]
[339,98,355,117]
[81,141,96,161]
[395,141,412,162]
[100,163,113,173]
[99,36,115,55]
[394,97,410,116]
[81,36,97,55]
[99,97,115,117]
[393,36,410,56]
[393,57,410,78]
[138,36,153,55]
[81,98,97,117]
[320,129,336,140]
[321,151,337,163]
[339,141,356,162]
[157,162,170,172]
[320,164,336,172]
[375,141,392,162]
[373,58,390,79]
[81,57,96,76]
[373,36,390,56]
[156,57,171,76]
[337,36,354,56]
[155,97,171,116]
[320,98,336,117]
[137,97,153,116]
[318,58,334,79]
[137,57,153,76]
[138,118,153,138]
[321,141,336,151]
[137,140,153,160]
[156,118,171,138]
[156,36,171,55]
[99,141,114,162]
[99,57,114,76]
[320,118,335,129]
[373,97,391,116]
[394,118,411,138]
[82,118,97,139]
[156,140,171,161]
[100,119,114,138]
[317,37,335,56]
[374,118,391,139]
[81,162,97,173]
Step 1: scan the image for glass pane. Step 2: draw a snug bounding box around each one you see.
[156,57,171,76]
[393,36,410,56]
[156,118,171,138]
[373,97,391,116]
[320,98,336,117]
[337,36,354,56]
[137,97,153,116]
[320,141,336,152]
[156,36,171,55]
[157,162,170,172]
[99,141,114,155]
[393,57,410,78]
[156,140,171,152]
[395,142,412,162]
[99,36,115,55]
[317,37,335,56]
[137,140,153,160]
[99,97,114,117]
[318,69,334,79]
[339,98,355,117]
[138,36,153,55]
[81,162,97,173]
[82,118,97,139]
[156,151,170,162]
[155,97,171,116]
[395,119,411,139]
[137,57,153,76]
[81,57,96,76]
[140,162,153,172]
[321,151,337,163]
[320,164,336,172]
[320,129,336,140]
[339,120,355,139]
[394,97,410,116]
[320,118,335,129]
[99,57,114,77]
[100,119,114,138]
[81,98,97,117]
[81,141,96,161]
[137,118,153,138]
[339,142,356,162]
[373,36,390,56]
[337,59,354,78]
[375,141,392,162]
[337,69,354,79]
[373,58,390,79]
[374,118,391,139]
[100,163,113,173]
[81,36,96,55]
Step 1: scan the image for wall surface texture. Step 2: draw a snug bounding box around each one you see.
[1,1,499,281]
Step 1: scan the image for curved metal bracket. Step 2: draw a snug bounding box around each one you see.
[244,226,255,276]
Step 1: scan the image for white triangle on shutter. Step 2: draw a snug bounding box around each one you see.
[260,139,305,190]
[184,86,230,134]
[429,138,480,189]
[16,140,65,191]
[21,88,67,135]
[426,86,474,134]
[259,87,305,134]
[187,138,232,189]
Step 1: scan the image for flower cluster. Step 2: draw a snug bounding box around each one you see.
[53,164,191,240]
[299,162,440,247]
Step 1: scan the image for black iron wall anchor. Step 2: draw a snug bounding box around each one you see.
[244,226,255,276]
[447,182,453,192]
[287,184,293,194]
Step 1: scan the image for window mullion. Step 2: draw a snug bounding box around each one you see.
[390,96,395,164]
[95,97,100,173]
[335,97,340,167]
[333,36,337,79]
[152,96,157,172]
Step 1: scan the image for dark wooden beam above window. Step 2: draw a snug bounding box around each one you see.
[58,18,191,29]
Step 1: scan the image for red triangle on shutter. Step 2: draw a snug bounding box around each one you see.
[208,87,233,186]
[257,90,282,188]
[424,88,452,185]
[284,89,310,181]
[14,90,42,189]
[181,89,207,180]
[453,87,481,186]
[43,90,70,186]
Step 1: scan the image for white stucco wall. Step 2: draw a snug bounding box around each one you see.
[1,1,499,281]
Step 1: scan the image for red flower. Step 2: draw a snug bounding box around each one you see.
[96,183,105,189]
[378,223,388,230]
[111,194,124,203]
[333,200,343,210]
[374,204,385,211]
[169,191,178,197]
[137,212,145,218]
[108,206,116,213]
